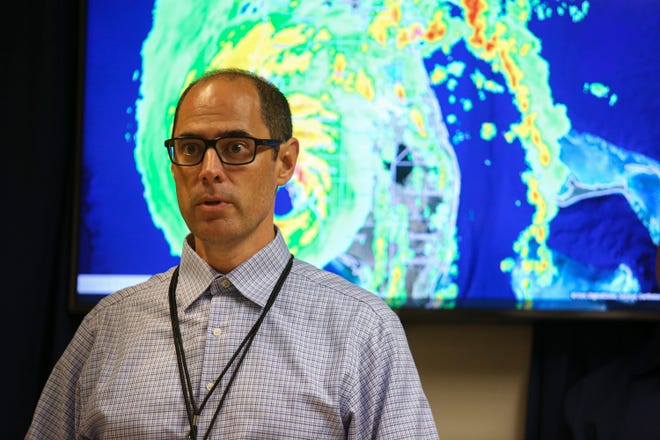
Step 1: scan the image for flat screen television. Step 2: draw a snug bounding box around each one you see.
[70,0,660,320]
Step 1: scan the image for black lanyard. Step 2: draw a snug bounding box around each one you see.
[168,254,294,440]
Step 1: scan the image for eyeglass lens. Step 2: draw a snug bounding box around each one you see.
[171,138,257,165]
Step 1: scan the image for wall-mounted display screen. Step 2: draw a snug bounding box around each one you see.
[72,0,660,318]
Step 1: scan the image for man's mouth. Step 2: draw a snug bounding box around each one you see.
[199,195,229,207]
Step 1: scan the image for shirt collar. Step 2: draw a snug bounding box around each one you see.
[175,228,292,311]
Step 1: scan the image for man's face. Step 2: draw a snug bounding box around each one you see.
[171,76,298,267]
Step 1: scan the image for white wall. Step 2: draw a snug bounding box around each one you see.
[405,323,532,440]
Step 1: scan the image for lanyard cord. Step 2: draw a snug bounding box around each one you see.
[168,254,294,440]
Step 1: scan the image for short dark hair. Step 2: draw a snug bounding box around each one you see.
[171,68,293,141]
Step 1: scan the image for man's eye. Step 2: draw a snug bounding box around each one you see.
[181,142,202,155]
[226,141,248,154]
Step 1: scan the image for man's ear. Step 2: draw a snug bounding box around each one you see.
[276,137,299,185]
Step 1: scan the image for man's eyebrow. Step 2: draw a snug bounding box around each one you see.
[176,129,254,138]
[218,129,253,138]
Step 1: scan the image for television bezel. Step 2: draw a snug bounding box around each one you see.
[68,0,660,322]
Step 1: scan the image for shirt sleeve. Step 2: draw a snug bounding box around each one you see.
[25,313,97,439]
[344,309,439,439]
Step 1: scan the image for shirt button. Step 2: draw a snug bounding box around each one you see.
[206,382,214,391]
[212,327,222,337]
[221,279,231,288]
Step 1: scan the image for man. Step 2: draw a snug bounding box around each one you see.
[27,68,438,439]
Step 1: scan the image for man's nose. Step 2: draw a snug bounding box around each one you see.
[198,146,226,182]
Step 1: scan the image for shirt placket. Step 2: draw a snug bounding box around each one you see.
[197,276,233,429]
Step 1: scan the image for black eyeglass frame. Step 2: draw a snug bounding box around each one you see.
[164,135,283,166]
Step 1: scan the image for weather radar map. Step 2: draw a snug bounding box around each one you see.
[76,0,660,315]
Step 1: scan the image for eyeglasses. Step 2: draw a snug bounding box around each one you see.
[164,135,283,166]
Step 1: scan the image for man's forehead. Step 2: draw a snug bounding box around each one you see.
[175,77,265,135]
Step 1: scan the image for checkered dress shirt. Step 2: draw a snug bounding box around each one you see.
[27,231,438,439]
